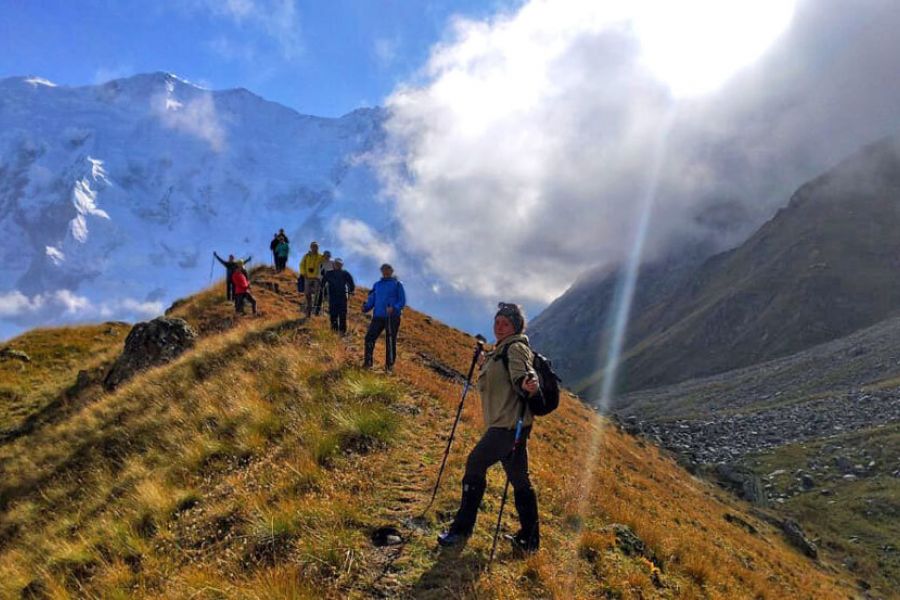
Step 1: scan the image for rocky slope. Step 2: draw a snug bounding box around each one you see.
[531,136,900,395]
[613,313,900,595]
[0,268,860,599]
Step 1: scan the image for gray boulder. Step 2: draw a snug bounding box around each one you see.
[103,318,197,390]
[714,464,767,505]
[781,518,818,559]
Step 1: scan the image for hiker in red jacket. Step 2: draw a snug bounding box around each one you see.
[231,261,257,315]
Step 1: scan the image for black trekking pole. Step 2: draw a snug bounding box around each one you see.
[385,307,399,368]
[209,253,216,283]
[488,396,529,570]
[420,334,487,516]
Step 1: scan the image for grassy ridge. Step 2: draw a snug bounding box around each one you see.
[0,323,130,435]
[0,269,858,598]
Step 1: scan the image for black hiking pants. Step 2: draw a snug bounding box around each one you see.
[235,292,257,315]
[449,426,539,546]
[364,314,401,369]
[330,303,347,334]
[225,275,235,301]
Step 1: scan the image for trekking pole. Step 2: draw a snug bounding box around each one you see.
[420,334,487,516]
[488,396,529,570]
[209,253,215,283]
[386,309,395,367]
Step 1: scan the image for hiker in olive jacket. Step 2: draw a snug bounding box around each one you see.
[438,302,541,553]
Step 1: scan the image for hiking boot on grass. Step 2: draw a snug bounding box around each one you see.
[437,529,470,547]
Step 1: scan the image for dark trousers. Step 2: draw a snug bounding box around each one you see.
[275,256,287,271]
[364,314,401,368]
[449,426,539,545]
[235,292,257,314]
[329,304,348,333]
[226,278,234,301]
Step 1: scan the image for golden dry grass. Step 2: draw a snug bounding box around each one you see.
[0,268,861,599]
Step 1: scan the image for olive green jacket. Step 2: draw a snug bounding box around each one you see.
[477,334,536,430]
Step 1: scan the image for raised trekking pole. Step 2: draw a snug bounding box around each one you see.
[420,334,487,516]
[209,253,215,283]
[488,394,529,570]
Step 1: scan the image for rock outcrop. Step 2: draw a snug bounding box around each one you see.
[103,318,197,390]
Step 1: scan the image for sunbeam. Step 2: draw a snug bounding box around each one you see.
[566,105,677,591]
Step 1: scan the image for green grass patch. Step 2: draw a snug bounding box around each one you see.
[339,371,403,404]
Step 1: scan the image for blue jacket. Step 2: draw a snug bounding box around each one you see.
[363,277,406,318]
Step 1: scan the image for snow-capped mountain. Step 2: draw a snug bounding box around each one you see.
[0,72,405,339]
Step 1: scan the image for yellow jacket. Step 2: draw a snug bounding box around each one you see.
[300,252,324,279]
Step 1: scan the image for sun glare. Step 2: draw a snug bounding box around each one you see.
[633,0,797,97]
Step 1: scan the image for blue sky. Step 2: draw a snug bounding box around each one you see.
[0,0,515,117]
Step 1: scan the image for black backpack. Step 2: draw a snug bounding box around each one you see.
[498,341,561,416]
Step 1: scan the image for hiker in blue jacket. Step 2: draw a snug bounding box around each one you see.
[362,263,406,371]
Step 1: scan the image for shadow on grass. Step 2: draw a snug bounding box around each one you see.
[410,541,486,599]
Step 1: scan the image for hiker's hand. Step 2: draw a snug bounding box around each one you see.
[386,306,394,315]
[522,375,539,396]
[477,353,487,368]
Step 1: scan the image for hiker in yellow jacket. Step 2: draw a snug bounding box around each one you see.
[300,241,325,317]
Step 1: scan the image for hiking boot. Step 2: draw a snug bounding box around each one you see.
[437,530,470,547]
[507,530,540,554]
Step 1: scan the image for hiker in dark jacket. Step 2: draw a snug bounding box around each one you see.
[438,302,541,553]
[269,234,280,266]
[322,258,355,334]
[362,263,406,371]
[214,252,252,300]
[232,261,257,315]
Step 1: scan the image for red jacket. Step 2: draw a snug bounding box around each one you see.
[232,270,250,295]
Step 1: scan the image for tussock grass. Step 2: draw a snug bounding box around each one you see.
[0,268,860,598]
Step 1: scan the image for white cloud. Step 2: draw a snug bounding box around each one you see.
[0,290,163,324]
[152,90,226,151]
[192,0,303,61]
[374,37,400,68]
[378,0,900,305]
[336,218,398,267]
[0,291,39,318]
[208,36,258,62]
